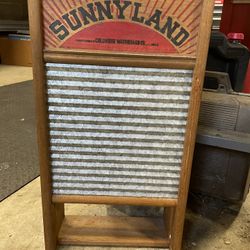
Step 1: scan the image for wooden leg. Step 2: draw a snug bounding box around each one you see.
[171,204,186,250]
[27,0,65,247]
[42,201,64,250]
[55,203,65,239]
[164,207,175,240]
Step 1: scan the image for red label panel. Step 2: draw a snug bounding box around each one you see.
[43,0,204,56]
[62,22,177,54]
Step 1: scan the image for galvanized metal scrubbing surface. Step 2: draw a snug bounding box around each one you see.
[46,63,193,199]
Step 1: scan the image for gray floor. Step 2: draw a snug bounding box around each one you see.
[0,80,39,201]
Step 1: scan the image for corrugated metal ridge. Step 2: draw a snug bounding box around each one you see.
[46,63,193,199]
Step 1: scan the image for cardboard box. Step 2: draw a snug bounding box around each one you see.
[0,35,32,67]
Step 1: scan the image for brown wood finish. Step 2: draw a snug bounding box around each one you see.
[29,0,215,249]
[28,1,64,250]
[171,1,215,250]
[53,195,177,207]
[58,216,170,248]
[44,49,195,69]
[164,207,175,239]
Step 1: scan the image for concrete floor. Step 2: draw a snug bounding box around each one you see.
[0,65,249,250]
[0,65,33,86]
[0,177,249,250]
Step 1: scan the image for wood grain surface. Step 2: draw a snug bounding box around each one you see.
[28,0,215,249]
[28,1,65,249]
[58,215,170,247]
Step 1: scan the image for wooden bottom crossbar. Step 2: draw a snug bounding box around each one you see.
[53,196,176,248]
[52,195,178,207]
[58,215,170,248]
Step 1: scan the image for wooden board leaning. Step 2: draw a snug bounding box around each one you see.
[28,1,214,249]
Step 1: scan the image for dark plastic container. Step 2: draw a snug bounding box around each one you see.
[192,129,250,202]
[189,72,250,216]
[243,62,250,94]
[206,31,249,92]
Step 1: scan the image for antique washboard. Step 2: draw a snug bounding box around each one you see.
[28,1,214,249]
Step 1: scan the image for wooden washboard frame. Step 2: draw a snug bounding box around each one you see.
[28,1,214,249]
